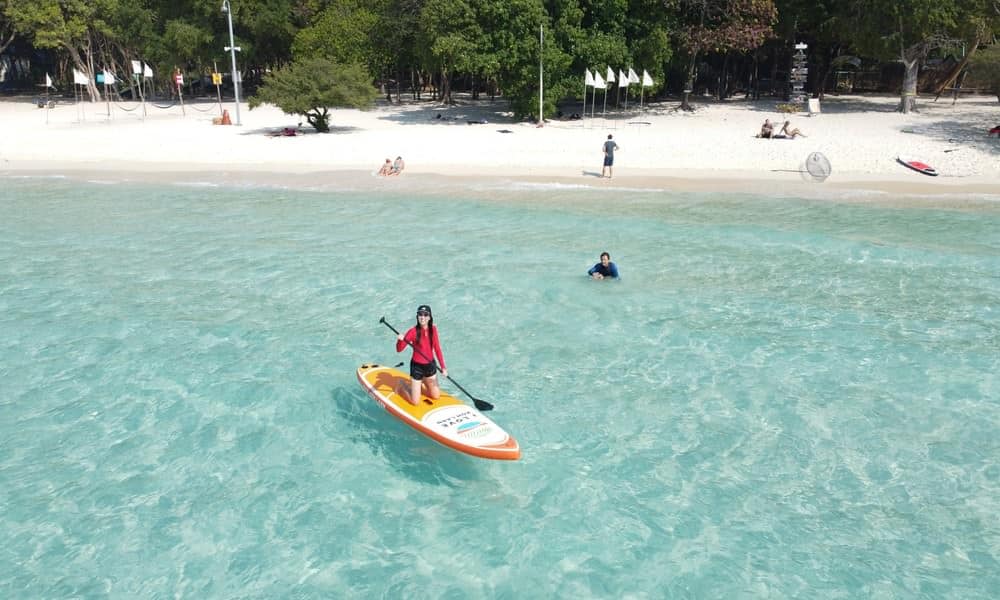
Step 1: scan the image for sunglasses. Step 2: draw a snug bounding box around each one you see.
[416,312,431,317]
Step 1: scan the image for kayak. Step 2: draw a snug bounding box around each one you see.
[896,155,938,176]
[356,364,521,460]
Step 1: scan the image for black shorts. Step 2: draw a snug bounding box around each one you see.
[410,360,437,381]
[603,156,614,167]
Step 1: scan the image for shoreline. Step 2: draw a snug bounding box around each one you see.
[3,93,997,203]
[6,164,999,208]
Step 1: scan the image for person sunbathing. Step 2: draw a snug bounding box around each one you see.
[388,156,405,176]
[377,158,392,176]
[758,119,774,138]
[777,121,806,139]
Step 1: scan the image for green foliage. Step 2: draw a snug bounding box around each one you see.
[968,43,1000,98]
[841,0,962,61]
[248,57,378,132]
[5,0,112,49]
[161,19,214,66]
[292,0,381,70]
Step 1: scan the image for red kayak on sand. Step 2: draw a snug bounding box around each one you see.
[896,156,938,177]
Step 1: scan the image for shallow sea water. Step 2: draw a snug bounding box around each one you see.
[2,177,999,598]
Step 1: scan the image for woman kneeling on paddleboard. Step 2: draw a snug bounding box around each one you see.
[395,304,448,406]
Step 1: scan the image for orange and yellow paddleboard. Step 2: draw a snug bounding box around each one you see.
[356,364,521,460]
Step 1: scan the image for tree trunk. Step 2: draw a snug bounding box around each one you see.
[64,44,100,101]
[440,68,451,104]
[680,50,699,111]
[0,28,14,56]
[898,53,919,113]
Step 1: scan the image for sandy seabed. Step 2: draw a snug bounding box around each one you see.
[1,92,997,202]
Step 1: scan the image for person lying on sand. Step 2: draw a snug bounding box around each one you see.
[775,121,806,139]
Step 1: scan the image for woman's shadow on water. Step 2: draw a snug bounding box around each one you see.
[330,386,484,485]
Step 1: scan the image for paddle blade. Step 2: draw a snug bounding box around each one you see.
[473,398,494,412]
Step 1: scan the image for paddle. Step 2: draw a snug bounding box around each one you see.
[379,316,494,412]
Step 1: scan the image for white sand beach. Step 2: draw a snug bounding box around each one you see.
[2,94,997,197]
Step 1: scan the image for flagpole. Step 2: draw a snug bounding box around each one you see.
[582,74,587,129]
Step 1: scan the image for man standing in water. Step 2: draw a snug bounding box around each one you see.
[601,134,620,179]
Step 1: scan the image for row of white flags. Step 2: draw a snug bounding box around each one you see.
[64,62,154,86]
[586,67,654,88]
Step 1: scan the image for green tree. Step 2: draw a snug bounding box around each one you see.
[674,0,777,110]
[248,57,377,132]
[842,0,963,113]
[373,0,424,101]
[418,0,483,102]
[5,0,118,99]
[292,0,381,71]
[968,43,1000,101]
[772,0,844,101]
[1,1,17,55]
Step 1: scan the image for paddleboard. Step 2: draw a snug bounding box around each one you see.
[356,364,521,460]
[896,156,938,176]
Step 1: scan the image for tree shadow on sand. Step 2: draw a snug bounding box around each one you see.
[375,97,516,127]
[899,119,1000,157]
[329,386,485,486]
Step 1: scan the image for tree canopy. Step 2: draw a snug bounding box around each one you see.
[3,0,998,113]
[247,57,378,132]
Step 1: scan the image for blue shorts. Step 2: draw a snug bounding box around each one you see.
[410,360,437,381]
[603,156,614,167]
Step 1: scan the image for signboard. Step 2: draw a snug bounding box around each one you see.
[211,73,223,85]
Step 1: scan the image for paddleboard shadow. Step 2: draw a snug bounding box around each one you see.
[331,387,482,485]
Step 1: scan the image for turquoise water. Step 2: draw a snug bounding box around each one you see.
[2,177,999,598]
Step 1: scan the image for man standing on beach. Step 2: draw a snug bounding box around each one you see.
[602,134,619,178]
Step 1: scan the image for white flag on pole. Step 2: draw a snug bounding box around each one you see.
[103,70,116,85]
[606,67,615,83]
[131,60,142,74]
[618,70,629,88]
[628,68,640,84]
[143,63,153,78]
[45,73,53,88]
[593,72,605,88]
[585,69,595,87]
[642,69,654,87]
[73,69,88,85]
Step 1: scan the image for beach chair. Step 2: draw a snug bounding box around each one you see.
[807,98,821,117]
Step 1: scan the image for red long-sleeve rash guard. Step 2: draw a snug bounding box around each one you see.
[396,325,446,370]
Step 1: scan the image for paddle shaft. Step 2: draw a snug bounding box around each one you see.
[379,317,493,411]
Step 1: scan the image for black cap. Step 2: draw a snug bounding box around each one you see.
[416,304,432,315]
